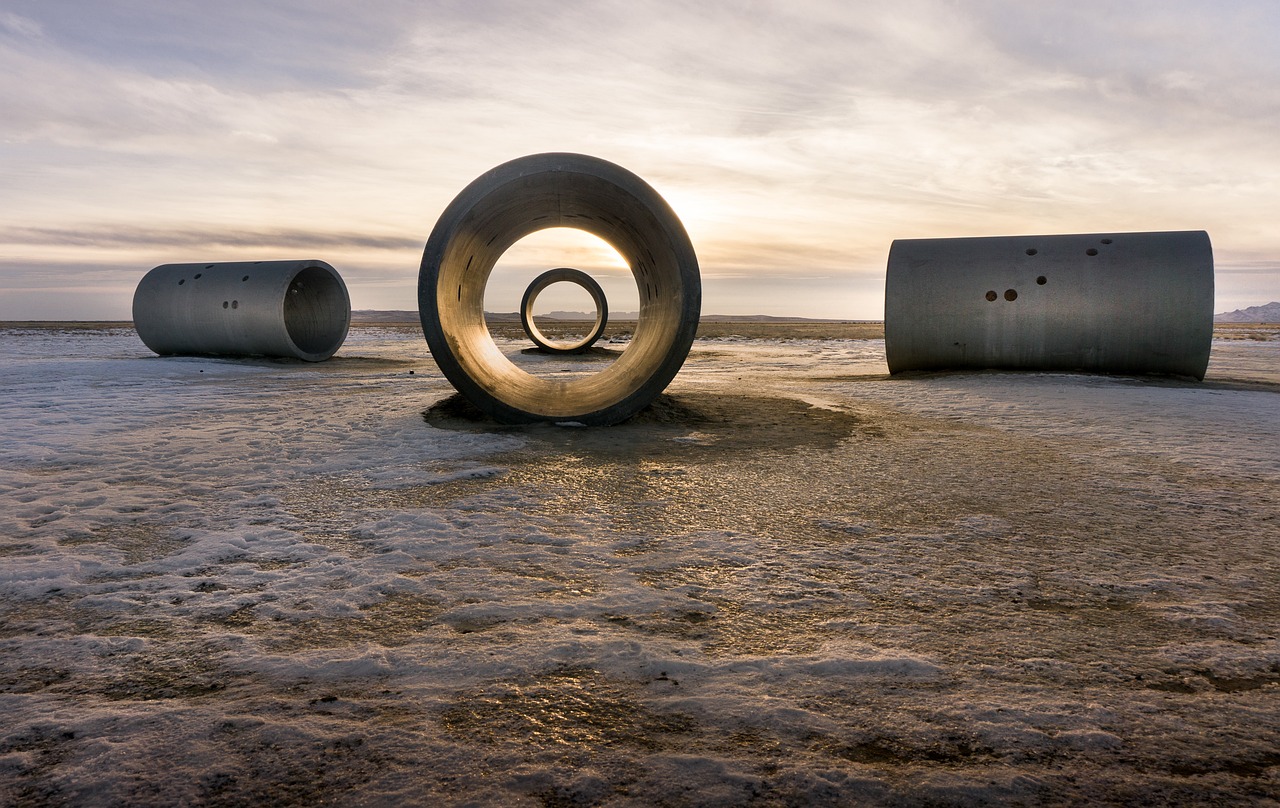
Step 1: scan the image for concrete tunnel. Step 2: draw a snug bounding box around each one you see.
[418,153,702,425]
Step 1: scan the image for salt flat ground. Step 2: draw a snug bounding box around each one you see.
[1,323,1278,806]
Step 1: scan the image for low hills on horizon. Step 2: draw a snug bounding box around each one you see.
[1214,302,1280,323]
[355,303,1280,324]
[351,310,875,324]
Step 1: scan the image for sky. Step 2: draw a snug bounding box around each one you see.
[1,0,1278,320]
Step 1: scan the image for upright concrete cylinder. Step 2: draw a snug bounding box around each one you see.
[419,152,701,425]
[133,260,350,361]
[885,231,1214,379]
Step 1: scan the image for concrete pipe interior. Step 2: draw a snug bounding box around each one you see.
[520,267,610,354]
[419,153,701,425]
[283,266,351,357]
[132,259,350,361]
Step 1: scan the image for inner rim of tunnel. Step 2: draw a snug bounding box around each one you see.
[483,228,637,379]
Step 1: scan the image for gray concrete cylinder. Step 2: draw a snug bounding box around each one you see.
[419,152,701,425]
[520,267,609,354]
[133,260,350,361]
[885,231,1213,379]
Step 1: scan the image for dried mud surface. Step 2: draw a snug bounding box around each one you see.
[1,324,1278,806]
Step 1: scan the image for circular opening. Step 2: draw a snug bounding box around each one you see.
[486,229,636,314]
[1004,289,1018,301]
[194,273,202,279]
[231,300,238,309]
[1025,248,1038,256]
[178,279,185,286]
[529,278,597,321]
[527,279,599,348]
[485,228,637,374]
[1036,276,1047,285]
[1086,248,1098,256]
[242,275,250,282]
[521,268,609,355]
[222,301,229,309]
[283,266,350,358]
[985,290,998,302]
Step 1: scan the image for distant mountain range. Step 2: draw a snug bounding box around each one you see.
[350,310,872,323]
[351,310,420,323]
[1214,302,1280,323]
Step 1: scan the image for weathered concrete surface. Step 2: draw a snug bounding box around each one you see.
[419,153,701,424]
[520,267,609,354]
[133,260,350,361]
[885,231,1213,379]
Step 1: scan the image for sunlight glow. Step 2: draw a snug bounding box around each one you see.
[1,3,1276,319]
[484,228,638,316]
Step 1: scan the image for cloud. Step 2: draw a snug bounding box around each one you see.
[0,225,420,252]
[0,12,42,39]
[1,1,1278,318]
[2,0,425,88]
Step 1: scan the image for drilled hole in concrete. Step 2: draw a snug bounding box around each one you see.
[1005,289,1018,301]
[1101,238,1113,244]
[194,273,202,279]
[178,279,185,286]
[985,290,998,302]
[1086,248,1099,256]
[242,275,250,282]
[232,300,238,309]
[1025,248,1038,256]
[1037,276,1047,285]
[222,301,229,309]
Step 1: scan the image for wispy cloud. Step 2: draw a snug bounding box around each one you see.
[2,0,1277,318]
[0,225,419,251]
[0,11,42,39]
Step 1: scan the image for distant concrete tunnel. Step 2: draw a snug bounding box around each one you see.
[521,267,610,354]
[885,231,1214,379]
[419,153,701,425]
[133,260,350,361]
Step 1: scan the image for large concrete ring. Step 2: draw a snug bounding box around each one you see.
[133,259,350,361]
[419,153,701,425]
[520,267,609,354]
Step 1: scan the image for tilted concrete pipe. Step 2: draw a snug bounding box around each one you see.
[133,260,350,361]
[419,153,701,425]
[885,231,1213,379]
[520,267,610,354]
